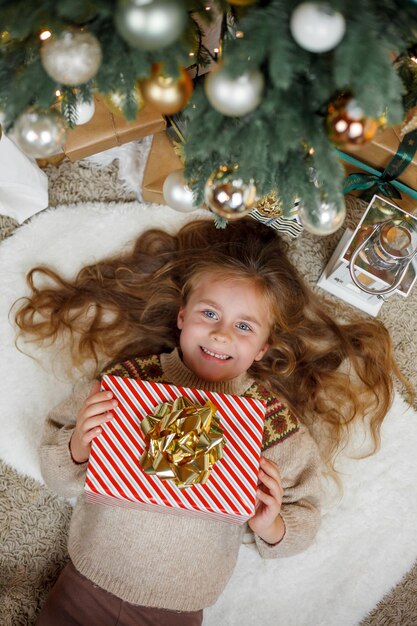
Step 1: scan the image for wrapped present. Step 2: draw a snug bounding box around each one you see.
[187,6,222,79]
[142,131,183,204]
[38,96,166,164]
[250,198,304,239]
[338,126,417,214]
[85,375,266,524]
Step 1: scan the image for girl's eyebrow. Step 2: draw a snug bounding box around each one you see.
[198,299,221,310]
[198,300,261,327]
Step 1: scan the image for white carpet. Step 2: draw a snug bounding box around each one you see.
[1,202,417,626]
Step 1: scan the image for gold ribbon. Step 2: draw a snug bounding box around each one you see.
[139,397,226,489]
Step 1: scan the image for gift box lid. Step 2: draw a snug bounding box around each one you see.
[85,375,266,524]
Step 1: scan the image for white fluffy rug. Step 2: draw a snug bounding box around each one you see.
[1,202,417,626]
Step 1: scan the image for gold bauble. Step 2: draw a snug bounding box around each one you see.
[204,165,257,220]
[139,65,193,115]
[101,83,143,117]
[326,93,381,148]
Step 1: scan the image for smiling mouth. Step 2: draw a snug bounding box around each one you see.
[200,346,231,361]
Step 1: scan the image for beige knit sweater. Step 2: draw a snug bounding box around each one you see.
[39,349,322,611]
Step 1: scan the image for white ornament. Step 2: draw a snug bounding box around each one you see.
[72,98,96,125]
[13,109,67,158]
[163,170,197,212]
[298,197,346,235]
[290,3,346,53]
[205,66,264,117]
[41,30,102,86]
[115,0,187,50]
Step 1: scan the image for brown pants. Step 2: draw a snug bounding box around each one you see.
[36,561,204,626]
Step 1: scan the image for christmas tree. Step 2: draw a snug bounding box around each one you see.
[1,0,417,234]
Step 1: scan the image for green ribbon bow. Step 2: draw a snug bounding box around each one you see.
[340,129,417,202]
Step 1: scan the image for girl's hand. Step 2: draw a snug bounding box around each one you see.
[248,456,285,545]
[69,381,117,463]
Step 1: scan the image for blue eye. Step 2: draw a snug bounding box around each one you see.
[203,310,218,319]
[237,322,251,331]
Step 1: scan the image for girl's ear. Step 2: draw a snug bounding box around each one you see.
[177,308,184,330]
[254,343,270,362]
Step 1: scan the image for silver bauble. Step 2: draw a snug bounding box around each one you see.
[115,0,187,50]
[298,197,346,235]
[204,165,257,220]
[163,170,197,212]
[205,66,264,117]
[290,2,346,53]
[72,98,96,125]
[13,109,67,158]
[40,30,102,86]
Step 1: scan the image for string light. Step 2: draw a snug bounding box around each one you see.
[39,30,52,41]
[189,51,195,57]
[55,89,61,97]
[236,31,244,39]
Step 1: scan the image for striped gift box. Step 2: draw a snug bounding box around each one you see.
[84,375,266,525]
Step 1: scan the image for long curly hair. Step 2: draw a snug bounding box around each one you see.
[14,217,413,466]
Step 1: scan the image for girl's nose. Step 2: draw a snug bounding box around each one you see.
[210,325,230,343]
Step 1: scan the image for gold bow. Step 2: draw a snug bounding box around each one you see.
[139,396,226,489]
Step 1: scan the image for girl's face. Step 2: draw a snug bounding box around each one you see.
[177,274,271,382]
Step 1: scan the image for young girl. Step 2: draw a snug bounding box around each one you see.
[15,218,410,626]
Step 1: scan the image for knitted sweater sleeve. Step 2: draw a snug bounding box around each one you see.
[38,381,95,498]
[254,423,322,558]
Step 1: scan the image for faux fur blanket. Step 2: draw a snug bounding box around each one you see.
[1,202,417,626]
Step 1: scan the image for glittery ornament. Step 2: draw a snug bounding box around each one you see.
[204,65,264,117]
[115,0,187,50]
[204,165,257,220]
[139,65,193,115]
[40,29,102,86]
[102,83,144,117]
[298,197,346,235]
[254,191,283,218]
[163,170,198,212]
[326,94,380,147]
[13,109,67,158]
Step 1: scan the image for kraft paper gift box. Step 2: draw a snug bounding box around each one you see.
[142,131,183,204]
[85,375,266,525]
[38,96,166,165]
[338,125,417,214]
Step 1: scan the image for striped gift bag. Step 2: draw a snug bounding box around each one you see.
[84,375,266,524]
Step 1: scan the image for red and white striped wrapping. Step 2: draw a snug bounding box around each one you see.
[84,375,266,525]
